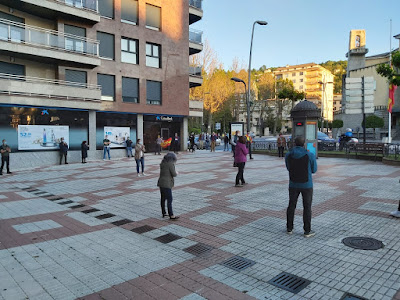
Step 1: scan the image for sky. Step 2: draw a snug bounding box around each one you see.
[194,0,400,70]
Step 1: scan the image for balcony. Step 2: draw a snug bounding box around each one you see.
[305,87,322,93]
[189,28,203,55]
[0,19,100,68]
[189,99,203,117]
[189,66,203,88]
[0,73,101,110]
[189,0,203,25]
[2,0,100,24]
[305,71,322,79]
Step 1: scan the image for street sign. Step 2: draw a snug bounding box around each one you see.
[344,76,375,114]
[215,123,221,130]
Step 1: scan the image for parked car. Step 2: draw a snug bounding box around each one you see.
[317,132,336,151]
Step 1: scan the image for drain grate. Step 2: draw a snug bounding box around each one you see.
[342,237,384,250]
[48,197,64,201]
[27,189,39,192]
[70,204,86,209]
[111,219,133,226]
[43,194,55,198]
[81,208,100,214]
[95,213,115,220]
[184,243,213,257]
[58,200,74,205]
[221,256,256,271]
[268,272,311,294]
[22,187,33,190]
[155,233,181,244]
[340,293,368,300]
[131,225,156,234]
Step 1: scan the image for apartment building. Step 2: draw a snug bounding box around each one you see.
[273,63,334,121]
[0,0,203,168]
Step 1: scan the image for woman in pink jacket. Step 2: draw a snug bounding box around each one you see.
[234,136,248,187]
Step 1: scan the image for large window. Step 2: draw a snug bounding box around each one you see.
[146,80,161,105]
[97,74,115,101]
[146,4,161,30]
[65,69,87,85]
[121,38,138,64]
[97,32,114,59]
[122,77,139,103]
[65,25,86,53]
[98,0,114,18]
[121,0,138,24]
[0,61,25,77]
[146,43,161,68]
[0,11,24,43]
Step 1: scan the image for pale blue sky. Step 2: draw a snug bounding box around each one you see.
[194,0,400,70]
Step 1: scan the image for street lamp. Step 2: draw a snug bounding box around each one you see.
[231,77,247,130]
[247,20,268,133]
[318,80,333,133]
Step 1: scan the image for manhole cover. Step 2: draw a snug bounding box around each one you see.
[58,200,74,205]
[342,237,384,250]
[131,225,156,234]
[340,292,368,300]
[111,219,133,226]
[220,256,256,271]
[184,243,213,257]
[95,213,115,220]
[70,204,86,209]
[81,208,100,214]
[268,272,311,294]
[154,233,181,244]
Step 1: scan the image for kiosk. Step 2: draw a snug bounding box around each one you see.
[290,100,321,158]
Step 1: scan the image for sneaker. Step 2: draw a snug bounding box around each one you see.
[304,231,315,238]
[286,230,293,235]
[137,173,141,177]
[390,211,400,218]
[142,173,146,176]
[7,171,12,174]
[235,184,243,187]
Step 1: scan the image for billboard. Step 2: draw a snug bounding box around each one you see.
[18,125,69,150]
[104,127,130,148]
[230,122,244,136]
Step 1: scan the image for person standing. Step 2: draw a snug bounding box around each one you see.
[189,133,195,152]
[199,133,204,150]
[81,141,89,163]
[126,137,133,158]
[234,136,248,187]
[0,139,12,175]
[155,135,162,155]
[103,135,111,160]
[135,139,146,176]
[277,133,287,158]
[210,132,216,152]
[224,133,229,151]
[157,152,179,220]
[173,133,180,153]
[285,136,317,238]
[245,131,253,159]
[59,137,68,165]
[232,130,239,157]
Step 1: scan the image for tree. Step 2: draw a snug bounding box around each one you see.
[377,51,400,86]
[332,119,344,128]
[320,60,347,94]
[364,115,384,136]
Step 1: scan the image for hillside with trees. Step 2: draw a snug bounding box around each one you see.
[320,60,347,94]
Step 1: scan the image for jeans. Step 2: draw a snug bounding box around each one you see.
[287,188,313,233]
[224,142,229,151]
[103,146,110,159]
[59,152,67,165]
[136,157,144,173]
[236,162,245,185]
[0,156,10,173]
[278,146,285,157]
[126,146,133,157]
[160,187,173,216]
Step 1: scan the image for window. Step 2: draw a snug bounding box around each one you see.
[146,80,161,105]
[146,43,161,68]
[97,32,114,59]
[300,72,304,75]
[292,72,296,76]
[0,61,25,77]
[275,74,282,80]
[122,77,139,103]
[99,0,114,18]
[0,12,25,42]
[293,79,296,83]
[121,38,138,64]
[121,0,138,24]
[299,85,303,89]
[65,25,86,53]
[300,79,303,82]
[146,4,161,30]
[65,69,87,85]
[97,74,115,101]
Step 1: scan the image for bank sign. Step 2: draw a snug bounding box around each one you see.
[155,115,173,122]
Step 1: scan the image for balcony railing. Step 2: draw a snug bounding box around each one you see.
[189,66,202,76]
[189,28,203,44]
[0,18,99,57]
[306,72,322,78]
[189,0,202,9]
[56,0,98,12]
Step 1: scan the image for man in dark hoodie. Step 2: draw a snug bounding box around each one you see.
[285,136,317,237]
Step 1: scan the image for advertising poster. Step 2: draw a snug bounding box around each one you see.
[230,122,244,136]
[104,127,131,148]
[18,125,69,150]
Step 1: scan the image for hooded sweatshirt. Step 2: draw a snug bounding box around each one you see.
[285,146,317,189]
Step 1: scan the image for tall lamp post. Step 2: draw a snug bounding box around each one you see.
[247,20,268,133]
[318,80,333,133]
[231,77,247,129]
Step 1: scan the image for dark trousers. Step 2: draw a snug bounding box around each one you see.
[59,152,67,164]
[1,156,10,173]
[135,157,144,173]
[155,144,161,155]
[287,188,313,233]
[174,141,179,153]
[246,142,253,158]
[398,200,400,211]
[278,146,285,157]
[160,187,174,216]
[236,162,245,185]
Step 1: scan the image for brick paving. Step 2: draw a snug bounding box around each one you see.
[0,151,399,300]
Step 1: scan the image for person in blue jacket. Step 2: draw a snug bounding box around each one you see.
[285,136,317,237]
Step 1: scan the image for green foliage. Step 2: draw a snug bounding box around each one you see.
[320,60,347,94]
[377,51,400,86]
[364,115,384,129]
[332,119,344,128]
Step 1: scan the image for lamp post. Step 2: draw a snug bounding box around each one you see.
[247,20,268,133]
[231,77,247,130]
[318,80,333,133]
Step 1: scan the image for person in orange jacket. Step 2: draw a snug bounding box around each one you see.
[245,131,253,159]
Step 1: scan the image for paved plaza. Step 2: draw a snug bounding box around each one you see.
[0,151,400,300]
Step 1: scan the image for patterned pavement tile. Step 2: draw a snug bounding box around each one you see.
[12,220,62,234]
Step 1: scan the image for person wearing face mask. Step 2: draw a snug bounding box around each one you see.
[0,139,12,175]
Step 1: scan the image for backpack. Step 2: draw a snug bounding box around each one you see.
[288,154,309,183]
